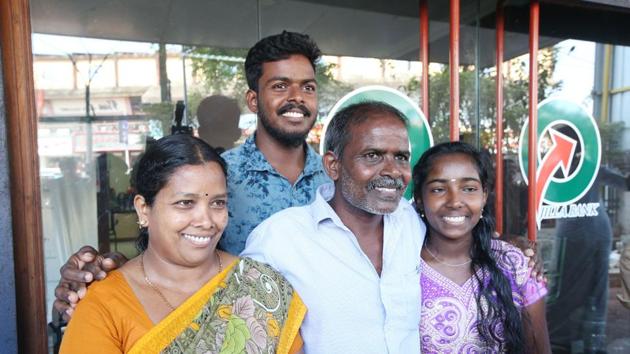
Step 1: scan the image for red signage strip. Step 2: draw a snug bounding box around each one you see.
[495,1,505,235]
[420,0,429,121]
[449,0,460,141]
[528,1,540,241]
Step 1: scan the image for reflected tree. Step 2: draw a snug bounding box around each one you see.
[404,47,562,151]
[185,46,353,118]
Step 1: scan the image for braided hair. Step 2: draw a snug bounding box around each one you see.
[413,141,525,353]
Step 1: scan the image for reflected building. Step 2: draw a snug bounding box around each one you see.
[1,1,630,353]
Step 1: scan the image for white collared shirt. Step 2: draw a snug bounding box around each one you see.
[242,183,425,354]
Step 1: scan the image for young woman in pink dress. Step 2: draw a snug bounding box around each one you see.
[412,142,551,353]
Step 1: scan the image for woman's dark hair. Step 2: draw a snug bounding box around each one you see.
[245,31,321,92]
[133,134,227,252]
[412,141,525,353]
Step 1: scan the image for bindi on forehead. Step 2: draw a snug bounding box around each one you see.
[174,192,213,198]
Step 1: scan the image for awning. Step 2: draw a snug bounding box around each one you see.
[30,0,630,66]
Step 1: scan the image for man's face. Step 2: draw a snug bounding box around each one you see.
[246,54,318,147]
[333,113,411,215]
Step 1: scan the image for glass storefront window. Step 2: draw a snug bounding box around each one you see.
[21,1,630,352]
[423,2,630,351]
[537,40,630,353]
[33,35,184,322]
[30,4,425,352]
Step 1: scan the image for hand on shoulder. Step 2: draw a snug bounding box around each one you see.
[53,245,128,321]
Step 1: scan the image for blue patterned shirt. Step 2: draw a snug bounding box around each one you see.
[219,134,331,254]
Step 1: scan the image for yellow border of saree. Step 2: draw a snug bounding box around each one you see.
[128,259,306,354]
[128,259,238,354]
[276,293,306,354]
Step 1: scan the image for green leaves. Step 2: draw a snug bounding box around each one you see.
[219,315,250,354]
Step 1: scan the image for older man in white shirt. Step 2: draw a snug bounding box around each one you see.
[242,101,425,354]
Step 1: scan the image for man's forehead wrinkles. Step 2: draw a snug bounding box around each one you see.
[360,146,410,153]
[356,138,408,147]
[359,130,409,144]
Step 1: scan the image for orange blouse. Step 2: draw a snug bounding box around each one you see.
[59,270,154,353]
[60,261,304,354]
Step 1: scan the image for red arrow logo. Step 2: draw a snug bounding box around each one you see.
[535,128,577,227]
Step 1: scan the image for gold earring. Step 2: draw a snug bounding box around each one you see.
[137,219,148,229]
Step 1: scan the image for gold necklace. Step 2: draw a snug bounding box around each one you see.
[425,246,472,267]
[140,250,223,312]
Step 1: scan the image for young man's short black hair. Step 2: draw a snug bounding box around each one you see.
[245,31,321,92]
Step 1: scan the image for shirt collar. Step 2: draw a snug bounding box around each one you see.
[243,132,324,177]
[311,183,344,226]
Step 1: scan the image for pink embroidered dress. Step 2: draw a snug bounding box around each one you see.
[419,239,547,353]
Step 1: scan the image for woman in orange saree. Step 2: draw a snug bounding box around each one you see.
[60,134,305,354]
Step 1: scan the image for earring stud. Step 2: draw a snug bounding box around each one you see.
[137,219,148,229]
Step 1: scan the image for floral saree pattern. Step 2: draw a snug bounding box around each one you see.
[129,257,304,354]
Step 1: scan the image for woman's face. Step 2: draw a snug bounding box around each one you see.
[419,153,487,242]
[136,162,228,266]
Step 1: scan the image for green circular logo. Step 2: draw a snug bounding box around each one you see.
[518,98,601,205]
[320,85,433,199]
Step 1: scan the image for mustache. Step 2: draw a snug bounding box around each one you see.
[277,103,312,117]
[366,176,405,191]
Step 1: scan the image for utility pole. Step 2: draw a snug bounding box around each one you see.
[159,43,171,102]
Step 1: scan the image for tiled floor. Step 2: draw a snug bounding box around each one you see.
[606,286,630,353]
